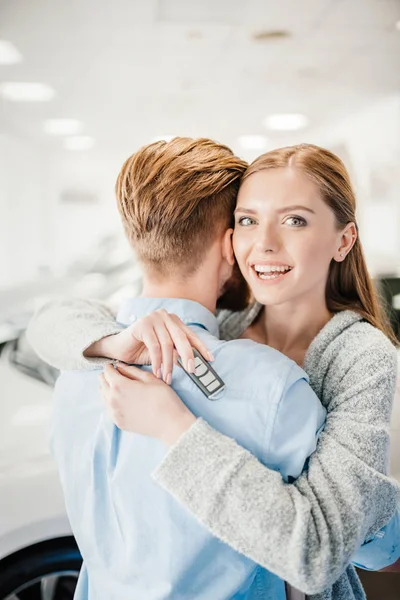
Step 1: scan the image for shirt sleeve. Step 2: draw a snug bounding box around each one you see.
[266,366,326,481]
[352,504,400,570]
[26,298,120,371]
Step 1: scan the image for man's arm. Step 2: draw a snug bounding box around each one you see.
[26,298,120,370]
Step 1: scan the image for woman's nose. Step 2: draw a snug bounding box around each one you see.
[254,226,281,253]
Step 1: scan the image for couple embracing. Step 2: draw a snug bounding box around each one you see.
[29,137,400,600]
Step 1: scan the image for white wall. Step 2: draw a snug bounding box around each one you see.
[0,133,57,288]
[49,151,122,273]
[0,133,124,289]
[302,94,400,276]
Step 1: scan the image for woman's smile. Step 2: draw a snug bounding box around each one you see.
[250,262,294,284]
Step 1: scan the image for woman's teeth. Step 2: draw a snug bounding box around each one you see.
[253,265,293,280]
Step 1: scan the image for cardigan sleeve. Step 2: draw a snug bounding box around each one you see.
[25,299,248,370]
[25,299,400,592]
[26,298,121,371]
[153,334,400,594]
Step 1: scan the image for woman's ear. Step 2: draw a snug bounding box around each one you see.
[222,228,235,266]
[334,222,357,262]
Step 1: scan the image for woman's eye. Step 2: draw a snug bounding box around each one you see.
[238,216,256,226]
[284,216,306,227]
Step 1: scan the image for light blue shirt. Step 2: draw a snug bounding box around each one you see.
[51,298,398,599]
[52,298,325,600]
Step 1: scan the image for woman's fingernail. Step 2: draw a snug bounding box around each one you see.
[187,359,195,373]
[166,373,172,385]
[157,369,162,379]
[207,352,215,361]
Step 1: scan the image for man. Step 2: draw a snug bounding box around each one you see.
[47,137,326,599]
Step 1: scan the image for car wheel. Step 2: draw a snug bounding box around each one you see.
[0,537,82,600]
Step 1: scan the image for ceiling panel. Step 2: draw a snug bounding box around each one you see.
[0,0,398,155]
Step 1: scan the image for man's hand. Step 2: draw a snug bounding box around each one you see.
[85,309,214,383]
[100,363,197,446]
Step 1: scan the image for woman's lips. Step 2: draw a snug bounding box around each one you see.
[251,264,293,282]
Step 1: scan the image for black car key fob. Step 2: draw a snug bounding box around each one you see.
[178,348,225,400]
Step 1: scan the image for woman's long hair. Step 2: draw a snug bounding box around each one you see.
[243,144,397,345]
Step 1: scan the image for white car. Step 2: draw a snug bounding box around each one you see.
[0,331,81,598]
[0,237,142,598]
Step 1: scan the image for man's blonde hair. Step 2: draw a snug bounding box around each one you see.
[116,137,247,276]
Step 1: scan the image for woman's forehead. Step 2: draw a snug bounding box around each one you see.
[237,168,322,210]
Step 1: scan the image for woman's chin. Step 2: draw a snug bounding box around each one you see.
[252,289,290,307]
[248,268,295,305]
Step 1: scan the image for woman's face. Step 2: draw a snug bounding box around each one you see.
[233,167,344,308]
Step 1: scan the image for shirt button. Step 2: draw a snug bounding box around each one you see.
[129,314,137,323]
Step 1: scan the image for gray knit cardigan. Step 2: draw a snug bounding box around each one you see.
[27,299,400,600]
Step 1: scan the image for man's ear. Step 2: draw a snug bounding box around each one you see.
[222,228,235,266]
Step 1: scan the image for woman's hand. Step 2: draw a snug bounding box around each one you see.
[99,363,197,446]
[86,309,214,384]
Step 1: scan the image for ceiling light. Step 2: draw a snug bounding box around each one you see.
[237,135,269,150]
[0,82,55,102]
[395,20,400,31]
[44,119,83,135]
[151,135,176,143]
[0,40,23,65]
[64,136,95,151]
[264,113,308,131]
[252,30,291,42]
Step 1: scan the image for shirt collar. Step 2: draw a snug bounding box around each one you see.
[116,297,219,337]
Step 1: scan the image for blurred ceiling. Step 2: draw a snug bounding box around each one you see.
[0,0,399,159]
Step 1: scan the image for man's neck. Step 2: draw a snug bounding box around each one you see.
[141,277,218,315]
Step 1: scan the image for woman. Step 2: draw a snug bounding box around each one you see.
[28,144,400,599]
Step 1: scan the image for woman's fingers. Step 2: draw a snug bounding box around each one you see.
[140,327,162,377]
[146,310,194,382]
[99,372,110,388]
[127,309,214,381]
[186,329,214,362]
[169,315,214,363]
[99,373,110,400]
[173,349,179,365]
[152,323,175,383]
[115,363,158,383]
[99,372,116,420]
[135,311,177,379]
[103,363,126,388]
[158,315,195,374]
[154,310,214,371]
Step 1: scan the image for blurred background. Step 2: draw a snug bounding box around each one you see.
[1,0,400,311]
[0,1,399,598]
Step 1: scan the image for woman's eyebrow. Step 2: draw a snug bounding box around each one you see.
[234,207,257,215]
[277,205,315,214]
[234,205,315,215]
